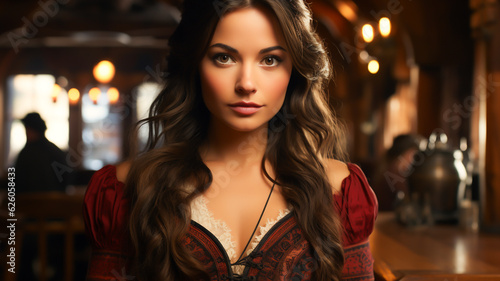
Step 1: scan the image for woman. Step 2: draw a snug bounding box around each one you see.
[83,0,377,280]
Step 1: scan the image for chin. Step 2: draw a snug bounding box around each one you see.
[227,121,268,133]
[230,125,264,133]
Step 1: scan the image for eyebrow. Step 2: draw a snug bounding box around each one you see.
[208,43,286,54]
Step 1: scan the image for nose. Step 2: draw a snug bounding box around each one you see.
[235,64,256,95]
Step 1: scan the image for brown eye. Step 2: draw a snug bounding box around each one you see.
[220,55,229,63]
[213,54,234,65]
[261,56,281,67]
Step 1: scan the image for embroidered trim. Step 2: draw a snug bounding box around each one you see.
[343,241,374,280]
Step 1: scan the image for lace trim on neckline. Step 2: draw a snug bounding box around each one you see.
[191,195,237,260]
[190,195,291,275]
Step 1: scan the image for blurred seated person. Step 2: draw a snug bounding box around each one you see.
[15,112,68,193]
[13,113,74,281]
[373,134,422,211]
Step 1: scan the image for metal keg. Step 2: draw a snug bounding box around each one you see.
[407,132,467,222]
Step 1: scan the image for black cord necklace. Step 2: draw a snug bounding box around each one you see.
[233,180,276,265]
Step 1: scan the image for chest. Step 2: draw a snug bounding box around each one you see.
[200,166,289,259]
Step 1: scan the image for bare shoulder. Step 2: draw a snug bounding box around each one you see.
[324,158,350,194]
[115,160,131,184]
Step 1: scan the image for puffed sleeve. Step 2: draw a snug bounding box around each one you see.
[82,165,134,280]
[334,163,378,280]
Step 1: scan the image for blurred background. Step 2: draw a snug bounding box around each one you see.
[0,0,499,280]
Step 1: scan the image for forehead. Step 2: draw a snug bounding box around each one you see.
[210,6,286,48]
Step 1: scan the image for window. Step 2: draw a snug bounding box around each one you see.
[7,74,69,166]
[81,86,122,170]
[136,82,162,149]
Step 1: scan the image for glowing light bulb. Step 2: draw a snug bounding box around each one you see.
[335,1,357,22]
[368,60,379,74]
[379,17,391,37]
[362,24,374,43]
[89,87,101,105]
[68,88,80,105]
[51,84,61,103]
[107,87,120,104]
[93,60,115,84]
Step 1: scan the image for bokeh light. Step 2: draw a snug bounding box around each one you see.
[379,17,391,37]
[362,24,374,43]
[93,60,115,84]
[107,87,120,104]
[368,60,380,74]
[89,87,101,105]
[68,88,80,105]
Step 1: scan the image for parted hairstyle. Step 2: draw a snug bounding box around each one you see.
[126,0,347,280]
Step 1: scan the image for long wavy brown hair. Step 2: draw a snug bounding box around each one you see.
[126,0,347,280]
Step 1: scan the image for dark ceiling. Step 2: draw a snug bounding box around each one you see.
[0,0,391,43]
[0,0,182,49]
[0,0,474,70]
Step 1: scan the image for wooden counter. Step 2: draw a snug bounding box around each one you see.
[370,212,500,281]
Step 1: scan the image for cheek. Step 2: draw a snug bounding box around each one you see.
[200,62,232,107]
[260,70,291,107]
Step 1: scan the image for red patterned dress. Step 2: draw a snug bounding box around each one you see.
[83,163,378,280]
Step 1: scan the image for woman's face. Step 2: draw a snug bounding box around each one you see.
[199,6,293,133]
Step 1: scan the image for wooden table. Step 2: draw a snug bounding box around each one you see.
[370,212,500,281]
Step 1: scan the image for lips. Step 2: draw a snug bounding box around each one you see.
[229,101,263,115]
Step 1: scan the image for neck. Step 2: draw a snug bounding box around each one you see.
[26,132,44,143]
[202,121,268,167]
